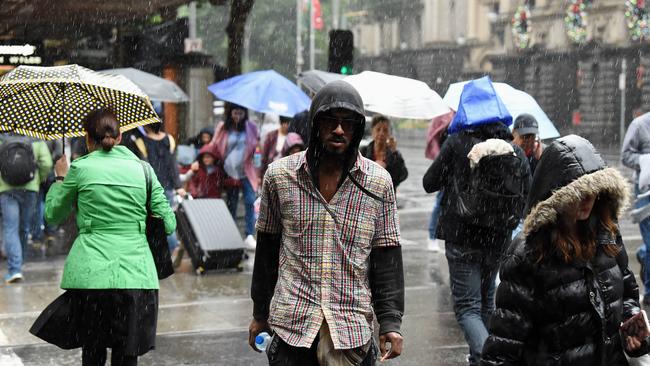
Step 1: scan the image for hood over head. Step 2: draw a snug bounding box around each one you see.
[307,80,365,175]
[197,142,219,162]
[448,76,512,134]
[524,134,630,235]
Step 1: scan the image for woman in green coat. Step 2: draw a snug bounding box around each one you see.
[30,109,176,366]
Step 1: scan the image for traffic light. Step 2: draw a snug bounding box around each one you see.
[328,30,353,75]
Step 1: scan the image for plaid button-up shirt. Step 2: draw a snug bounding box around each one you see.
[256,151,401,349]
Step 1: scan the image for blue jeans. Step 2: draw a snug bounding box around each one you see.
[164,190,179,252]
[510,220,524,240]
[636,184,650,296]
[428,191,444,240]
[1,190,37,276]
[445,243,499,366]
[226,178,256,236]
[32,187,57,241]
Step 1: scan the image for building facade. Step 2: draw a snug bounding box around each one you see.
[351,0,648,146]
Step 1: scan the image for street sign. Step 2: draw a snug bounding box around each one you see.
[184,38,203,54]
[0,43,43,66]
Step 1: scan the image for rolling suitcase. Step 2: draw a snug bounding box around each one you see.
[175,198,246,274]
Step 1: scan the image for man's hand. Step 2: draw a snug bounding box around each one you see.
[248,318,270,352]
[175,188,187,197]
[379,332,403,361]
[190,161,200,172]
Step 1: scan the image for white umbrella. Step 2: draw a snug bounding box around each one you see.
[100,68,189,103]
[342,71,450,120]
[443,81,560,139]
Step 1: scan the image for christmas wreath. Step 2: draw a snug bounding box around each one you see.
[564,0,592,43]
[512,4,532,49]
[625,0,650,41]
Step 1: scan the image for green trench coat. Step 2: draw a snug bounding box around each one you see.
[45,146,176,289]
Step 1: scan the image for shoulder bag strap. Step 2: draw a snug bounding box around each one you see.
[135,138,148,159]
[139,161,152,214]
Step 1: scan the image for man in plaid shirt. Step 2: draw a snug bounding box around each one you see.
[249,80,404,365]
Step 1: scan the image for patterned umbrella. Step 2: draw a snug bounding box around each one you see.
[0,64,160,140]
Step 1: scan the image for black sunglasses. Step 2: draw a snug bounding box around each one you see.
[319,115,358,131]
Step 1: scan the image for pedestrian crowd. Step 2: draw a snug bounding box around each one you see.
[5,73,650,366]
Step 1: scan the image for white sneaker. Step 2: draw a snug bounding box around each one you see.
[427,238,442,252]
[244,235,257,250]
[4,272,23,284]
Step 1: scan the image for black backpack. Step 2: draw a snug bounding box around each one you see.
[0,136,38,186]
[452,140,526,230]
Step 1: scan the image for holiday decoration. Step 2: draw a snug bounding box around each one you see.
[625,0,650,41]
[512,4,532,49]
[564,0,592,43]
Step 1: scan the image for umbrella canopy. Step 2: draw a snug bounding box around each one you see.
[0,64,159,140]
[208,70,311,118]
[443,79,560,139]
[448,76,512,134]
[342,71,450,120]
[297,69,345,95]
[100,68,189,103]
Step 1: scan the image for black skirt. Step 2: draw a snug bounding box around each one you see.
[29,289,158,356]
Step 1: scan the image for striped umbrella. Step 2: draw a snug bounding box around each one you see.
[0,64,160,140]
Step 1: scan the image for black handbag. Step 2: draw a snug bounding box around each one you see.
[140,161,174,279]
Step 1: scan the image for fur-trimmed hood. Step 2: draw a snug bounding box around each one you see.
[524,135,630,235]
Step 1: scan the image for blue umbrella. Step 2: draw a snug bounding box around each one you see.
[447,76,512,134]
[444,77,561,139]
[208,70,311,118]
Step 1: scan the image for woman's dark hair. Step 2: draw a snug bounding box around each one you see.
[535,194,620,263]
[224,103,248,132]
[83,108,120,152]
[371,115,390,128]
[144,121,163,133]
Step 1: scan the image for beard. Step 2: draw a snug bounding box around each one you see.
[320,143,349,160]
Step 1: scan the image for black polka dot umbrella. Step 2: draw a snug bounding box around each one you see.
[0,64,160,140]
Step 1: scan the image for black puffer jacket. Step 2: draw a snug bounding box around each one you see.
[422,122,531,247]
[481,135,646,366]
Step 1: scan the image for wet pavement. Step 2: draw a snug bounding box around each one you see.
[0,138,645,365]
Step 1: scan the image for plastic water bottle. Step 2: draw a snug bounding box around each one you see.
[253,146,262,169]
[255,332,271,352]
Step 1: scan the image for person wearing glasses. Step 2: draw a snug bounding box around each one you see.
[249,81,404,365]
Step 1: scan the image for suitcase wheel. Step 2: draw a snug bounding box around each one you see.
[195,266,205,276]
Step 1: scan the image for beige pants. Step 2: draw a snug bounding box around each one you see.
[316,322,372,366]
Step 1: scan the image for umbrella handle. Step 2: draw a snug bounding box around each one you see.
[61,83,66,150]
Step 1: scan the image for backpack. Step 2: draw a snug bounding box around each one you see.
[0,136,38,186]
[452,139,526,230]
